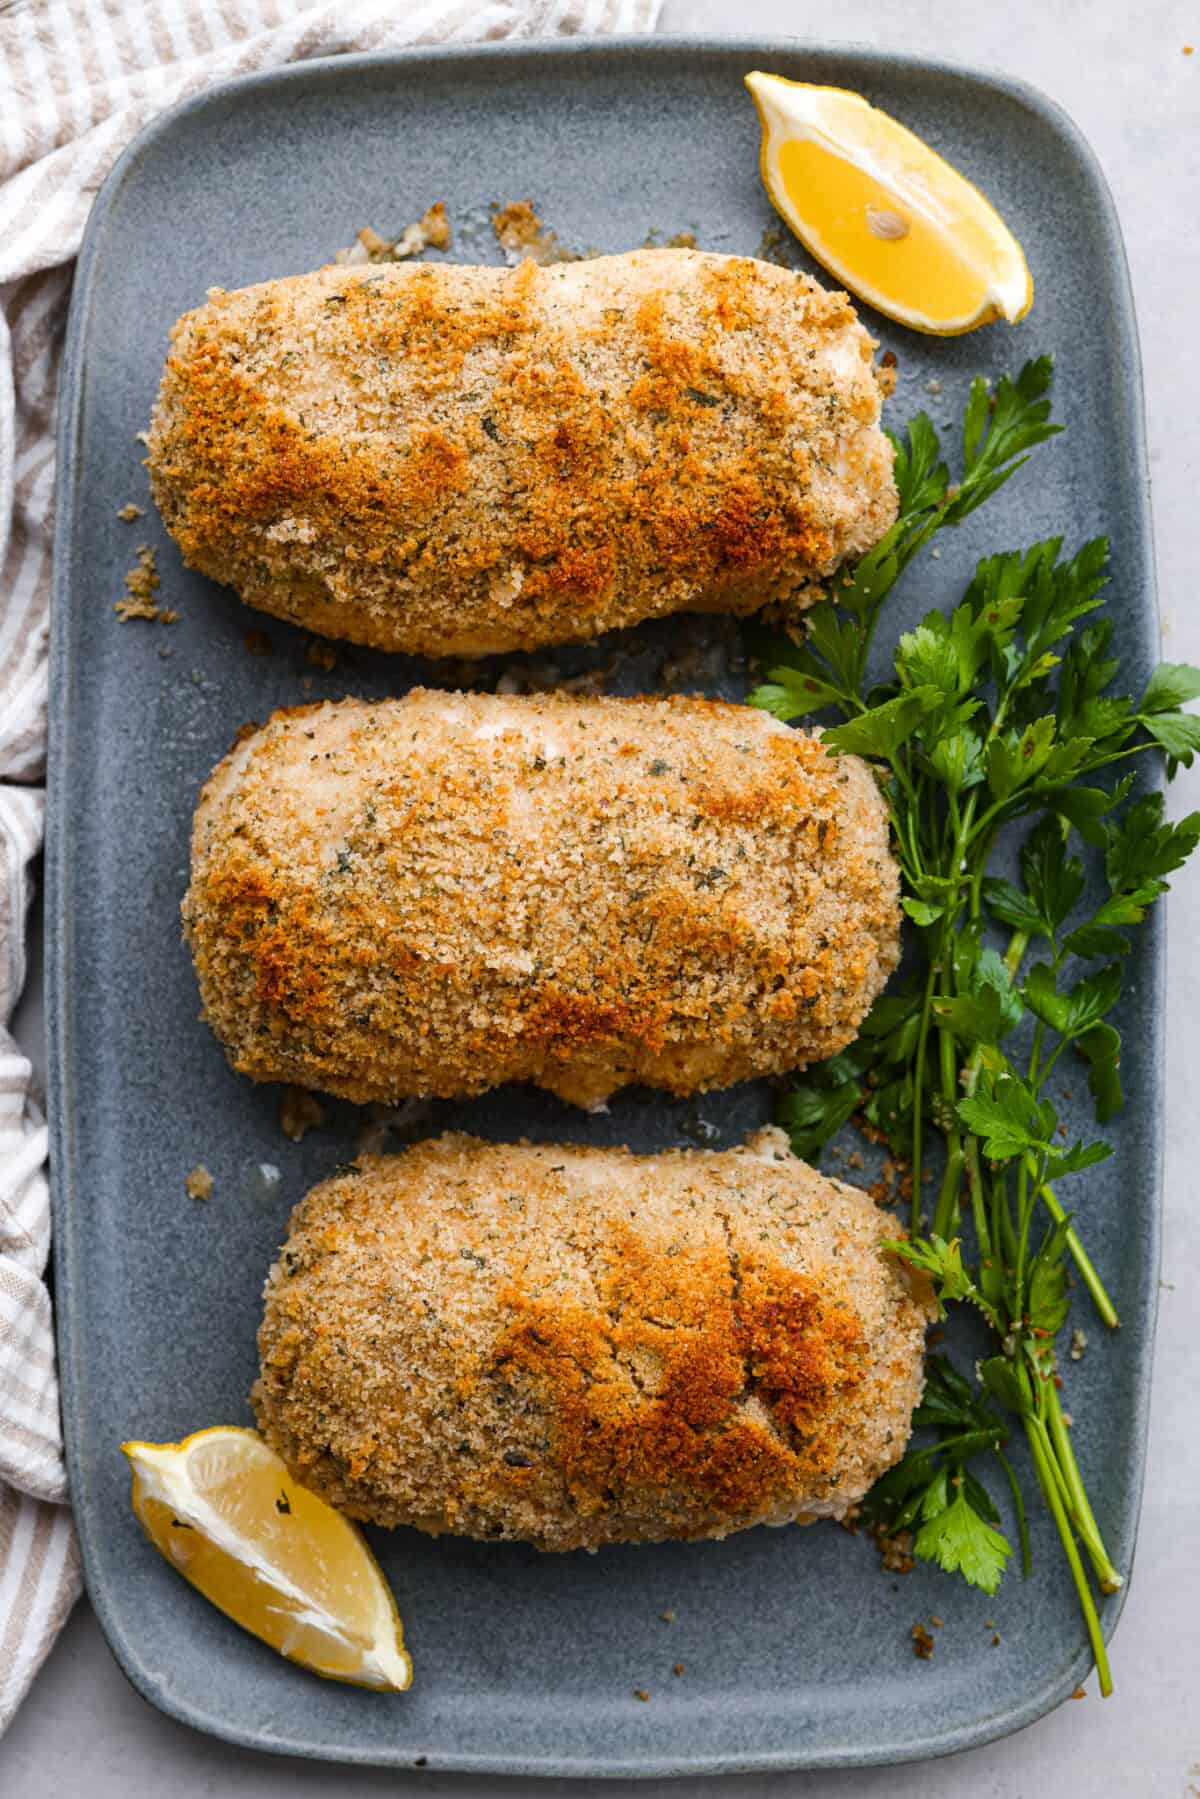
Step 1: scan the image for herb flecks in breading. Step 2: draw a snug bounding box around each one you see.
[147,253,898,659]
[252,1132,933,1550]
[184,692,900,1111]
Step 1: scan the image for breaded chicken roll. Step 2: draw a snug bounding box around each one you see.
[184,691,899,1108]
[253,1130,934,1550]
[148,249,897,656]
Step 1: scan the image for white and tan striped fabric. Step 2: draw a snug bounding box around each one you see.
[0,0,659,1731]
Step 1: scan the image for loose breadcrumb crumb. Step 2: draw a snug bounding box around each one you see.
[334,204,452,266]
[659,1609,676,1624]
[642,228,699,250]
[116,545,177,623]
[1070,1328,1089,1360]
[394,202,451,258]
[872,1522,915,1573]
[186,1165,214,1202]
[492,199,578,266]
[930,1615,944,1629]
[117,502,145,521]
[634,1689,650,1703]
[672,1663,685,1677]
[356,225,392,258]
[279,1086,325,1143]
[911,1623,935,1661]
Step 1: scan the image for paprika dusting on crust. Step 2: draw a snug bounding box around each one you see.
[252,1131,935,1550]
[183,690,901,1108]
[147,249,897,656]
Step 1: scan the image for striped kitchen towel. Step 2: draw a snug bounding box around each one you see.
[0,0,659,1731]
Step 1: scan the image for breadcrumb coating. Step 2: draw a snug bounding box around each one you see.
[183,691,900,1107]
[253,1130,934,1550]
[148,249,897,656]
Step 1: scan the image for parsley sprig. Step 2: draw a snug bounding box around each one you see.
[749,361,1200,1696]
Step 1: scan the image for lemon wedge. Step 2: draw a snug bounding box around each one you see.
[746,72,1033,335]
[122,1427,412,1690]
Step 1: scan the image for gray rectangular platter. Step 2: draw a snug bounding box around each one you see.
[47,35,1161,1778]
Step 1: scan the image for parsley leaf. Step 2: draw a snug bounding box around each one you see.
[1105,794,1200,893]
[1022,962,1122,1039]
[957,1081,1044,1161]
[751,671,845,722]
[889,413,948,517]
[822,689,940,759]
[777,1079,862,1161]
[1140,662,1200,715]
[914,1492,1012,1596]
[1138,711,1200,769]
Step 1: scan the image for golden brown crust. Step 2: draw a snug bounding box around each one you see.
[252,1130,934,1549]
[183,691,900,1107]
[148,250,897,656]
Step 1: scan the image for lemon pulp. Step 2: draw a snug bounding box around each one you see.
[123,1427,412,1690]
[775,139,993,320]
[747,73,1033,335]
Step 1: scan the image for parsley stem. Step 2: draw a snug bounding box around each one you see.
[933,888,970,1239]
[1034,1174,1119,1328]
[934,1004,965,1238]
[1002,926,1118,1327]
[1004,931,1030,977]
[1014,1156,1034,1317]
[935,1142,964,1241]
[1024,1415,1113,1697]
[993,1166,1019,1267]
[1034,1035,1071,1087]
[959,1048,992,1259]
[910,958,939,1230]
[995,1448,1032,1578]
[1045,1381,1123,1594]
[920,1426,1011,1460]
[965,1135,992,1262]
[969,831,996,921]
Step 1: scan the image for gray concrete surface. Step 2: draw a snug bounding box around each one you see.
[6,2,1200,1793]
